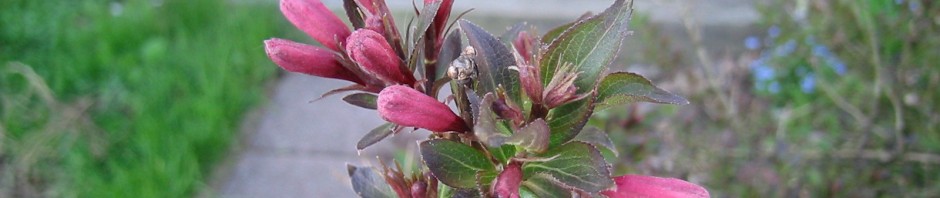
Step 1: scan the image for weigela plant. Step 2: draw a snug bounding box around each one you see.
[265,0,710,197]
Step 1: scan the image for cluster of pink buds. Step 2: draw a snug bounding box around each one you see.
[265,0,465,133]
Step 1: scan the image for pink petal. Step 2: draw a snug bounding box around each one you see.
[356,0,378,14]
[280,0,351,51]
[513,31,533,63]
[264,38,362,84]
[410,181,427,198]
[602,175,710,198]
[492,161,523,198]
[377,85,467,132]
[364,16,386,36]
[515,63,543,104]
[346,29,415,85]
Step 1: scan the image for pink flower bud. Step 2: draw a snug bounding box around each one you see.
[410,181,427,198]
[492,161,522,198]
[346,29,415,85]
[512,46,543,104]
[357,0,386,36]
[513,31,534,63]
[377,85,467,132]
[357,0,378,14]
[264,38,363,84]
[543,62,586,108]
[364,16,385,36]
[280,0,350,51]
[493,96,525,126]
[602,175,710,198]
[514,63,543,105]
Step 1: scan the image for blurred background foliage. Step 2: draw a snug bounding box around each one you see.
[1,0,938,197]
[1,0,286,197]
[600,0,940,197]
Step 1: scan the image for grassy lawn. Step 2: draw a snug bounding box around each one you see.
[1,0,287,197]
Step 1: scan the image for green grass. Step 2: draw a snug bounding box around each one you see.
[1,0,287,197]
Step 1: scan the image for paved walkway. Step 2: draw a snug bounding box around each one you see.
[211,0,758,197]
[210,75,423,197]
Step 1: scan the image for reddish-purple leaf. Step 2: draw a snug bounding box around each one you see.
[347,164,395,198]
[343,93,378,110]
[458,20,523,105]
[342,0,365,29]
[356,123,396,150]
[474,93,509,147]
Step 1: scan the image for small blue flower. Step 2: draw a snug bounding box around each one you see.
[812,45,830,57]
[745,36,761,50]
[751,60,775,82]
[810,43,848,75]
[768,25,781,39]
[801,73,816,93]
[769,81,781,93]
[831,61,847,75]
[909,0,920,12]
[774,39,797,57]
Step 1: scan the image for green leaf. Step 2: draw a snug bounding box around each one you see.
[490,144,516,164]
[458,20,522,106]
[541,12,594,45]
[438,184,454,198]
[572,126,618,156]
[356,123,396,150]
[506,118,550,153]
[541,22,574,45]
[546,96,597,146]
[522,142,613,193]
[347,165,395,198]
[420,139,497,189]
[520,173,574,198]
[540,0,633,94]
[542,0,633,147]
[518,186,540,198]
[596,72,689,110]
[343,93,378,110]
